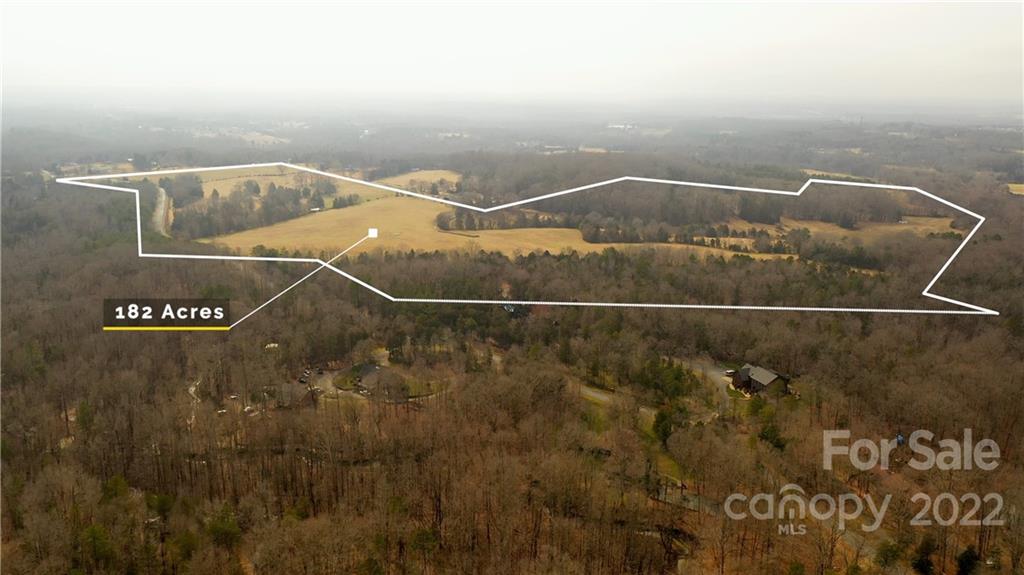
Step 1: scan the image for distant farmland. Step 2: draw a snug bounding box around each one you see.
[376,169,461,188]
[778,216,955,243]
[127,164,392,201]
[190,164,302,198]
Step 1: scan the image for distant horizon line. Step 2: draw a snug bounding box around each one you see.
[5,87,1021,113]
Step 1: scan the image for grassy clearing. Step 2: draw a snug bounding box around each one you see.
[204,196,793,259]
[332,373,356,391]
[324,170,465,203]
[580,403,609,433]
[1009,183,1024,196]
[726,386,748,400]
[725,215,954,243]
[780,216,954,244]
[330,180,392,202]
[189,167,459,203]
[126,166,462,215]
[404,379,435,397]
[123,165,302,200]
[635,408,685,481]
[376,169,461,187]
[654,451,684,482]
[198,167,951,259]
[193,165,302,198]
[343,169,462,202]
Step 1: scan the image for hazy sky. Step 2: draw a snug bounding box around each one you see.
[3,2,1022,111]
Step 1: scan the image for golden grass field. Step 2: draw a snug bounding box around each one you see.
[376,170,461,188]
[329,169,462,202]
[780,216,955,243]
[198,164,954,260]
[725,215,954,243]
[203,196,791,260]
[127,166,459,205]
[125,165,304,199]
[193,165,302,198]
[1008,183,1024,196]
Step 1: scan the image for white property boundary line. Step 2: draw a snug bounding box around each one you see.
[56,161,999,327]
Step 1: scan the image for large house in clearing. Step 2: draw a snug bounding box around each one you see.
[732,364,789,395]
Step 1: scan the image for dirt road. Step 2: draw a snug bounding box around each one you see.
[577,382,656,421]
[682,356,735,406]
[152,186,171,236]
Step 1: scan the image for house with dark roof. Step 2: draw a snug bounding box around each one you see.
[355,363,380,384]
[732,364,789,395]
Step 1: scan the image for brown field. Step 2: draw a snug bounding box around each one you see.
[125,165,304,199]
[724,216,954,243]
[201,173,954,260]
[376,169,461,188]
[127,166,459,205]
[316,169,463,203]
[780,216,955,243]
[694,236,758,249]
[192,165,303,198]
[203,196,790,260]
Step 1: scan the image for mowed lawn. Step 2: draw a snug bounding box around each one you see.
[203,196,792,259]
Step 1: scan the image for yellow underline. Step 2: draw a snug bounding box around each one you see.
[103,326,231,331]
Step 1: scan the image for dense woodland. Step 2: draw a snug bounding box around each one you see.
[447,154,909,227]
[2,117,1024,574]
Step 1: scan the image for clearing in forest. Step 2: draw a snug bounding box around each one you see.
[202,194,954,260]
[202,195,793,259]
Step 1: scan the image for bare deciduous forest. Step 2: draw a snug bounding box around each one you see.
[2,112,1023,575]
